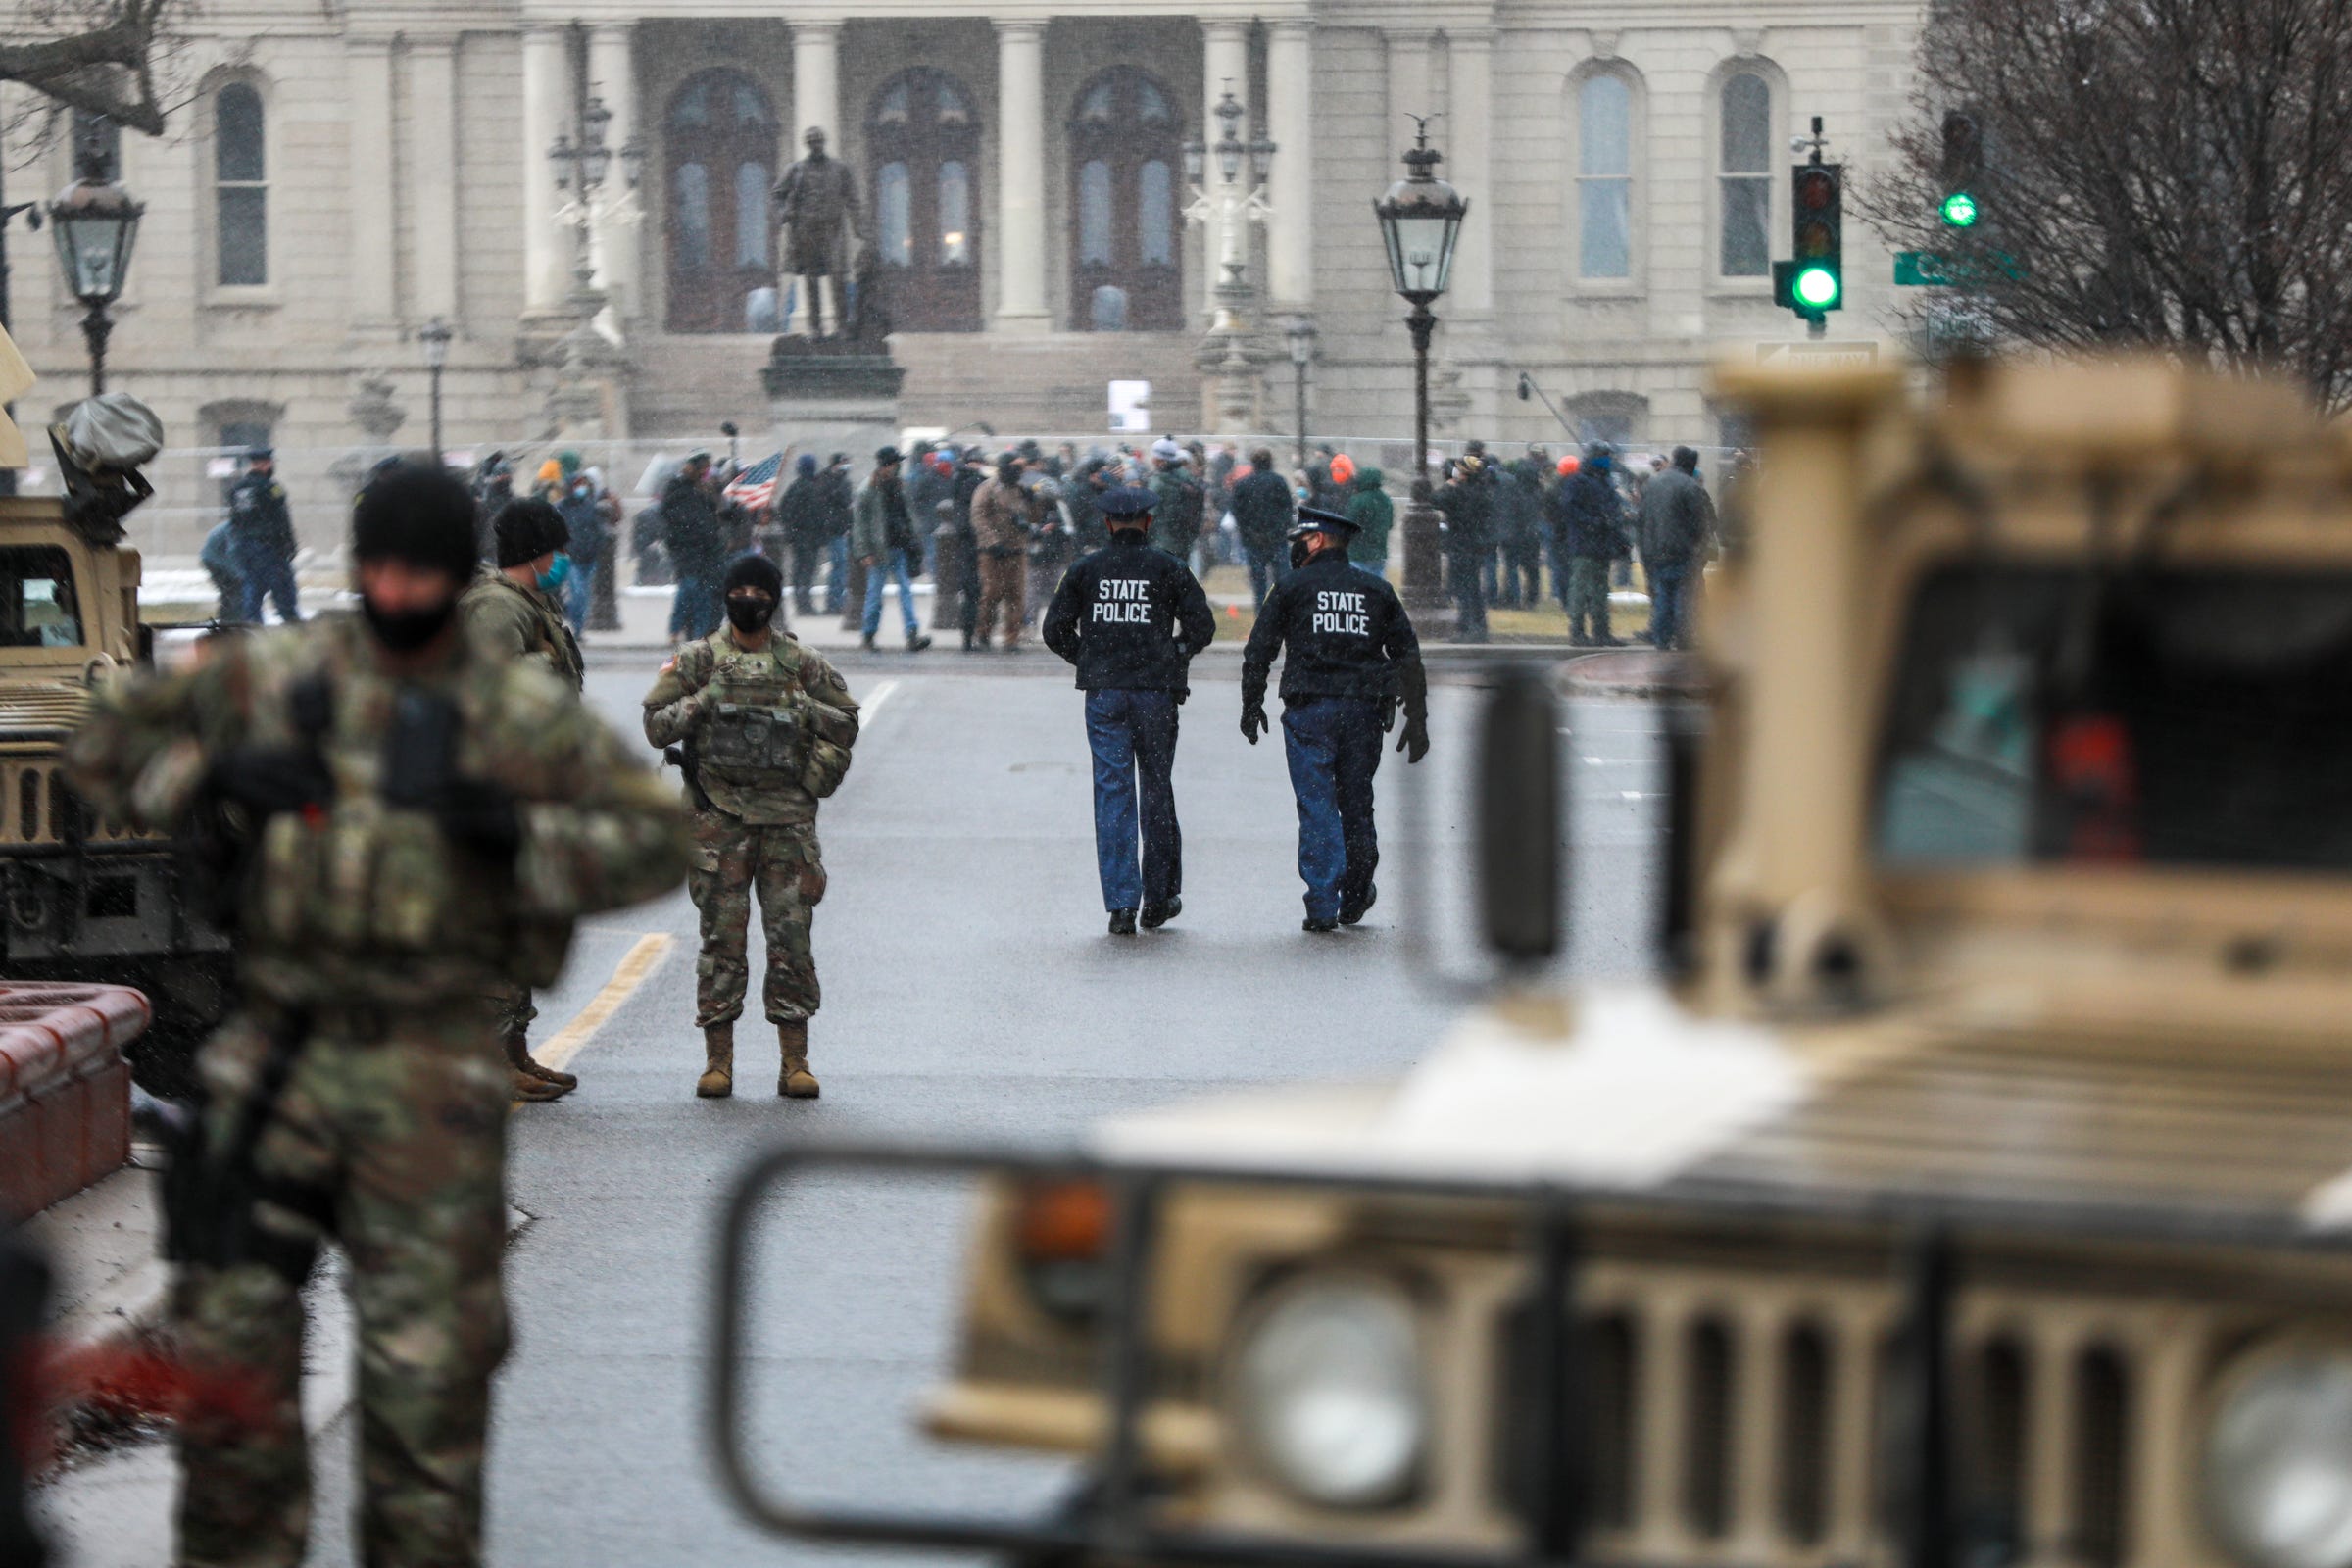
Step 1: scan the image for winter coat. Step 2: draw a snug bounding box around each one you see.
[1346,469,1395,565]
[1229,469,1296,556]
[1433,469,1494,557]
[1636,467,1717,568]
[1554,468,1631,561]
[776,475,831,548]
[970,476,1035,555]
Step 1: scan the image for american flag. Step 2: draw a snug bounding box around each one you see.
[723,452,783,511]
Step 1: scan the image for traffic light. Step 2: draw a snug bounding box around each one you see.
[1774,162,1843,322]
[1939,109,1983,229]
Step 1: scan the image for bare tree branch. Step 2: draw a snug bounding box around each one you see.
[0,0,176,135]
[1862,0,2352,410]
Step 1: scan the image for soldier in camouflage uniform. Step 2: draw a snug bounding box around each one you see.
[64,461,690,1568]
[461,497,587,1102]
[642,552,858,1098]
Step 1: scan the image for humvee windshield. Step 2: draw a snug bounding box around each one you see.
[0,547,83,650]
[1876,564,2352,871]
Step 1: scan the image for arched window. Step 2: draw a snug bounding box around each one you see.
[664,69,778,333]
[215,83,267,286]
[1067,67,1184,331]
[865,68,982,331]
[735,162,771,269]
[1577,74,1633,280]
[1719,72,1773,277]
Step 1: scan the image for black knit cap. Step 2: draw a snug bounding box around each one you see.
[492,497,570,567]
[352,458,479,582]
[723,552,783,600]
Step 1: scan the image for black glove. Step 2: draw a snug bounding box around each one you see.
[1395,655,1431,763]
[208,746,336,819]
[434,777,523,862]
[1241,702,1268,746]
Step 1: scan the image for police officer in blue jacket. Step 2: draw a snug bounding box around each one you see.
[1242,507,1429,932]
[1043,487,1217,935]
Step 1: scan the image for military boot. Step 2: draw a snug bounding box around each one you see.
[507,1032,571,1102]
[777,1020,819,1099]
[507,1029,577,1090]
[698,1022,735,1099]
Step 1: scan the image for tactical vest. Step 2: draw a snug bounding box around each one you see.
[697,645,813,789]
[240,650,569,987]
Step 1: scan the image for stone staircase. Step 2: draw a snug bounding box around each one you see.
[625,328,1205,442]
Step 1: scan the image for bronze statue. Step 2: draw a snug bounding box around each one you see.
[772,127,862,338]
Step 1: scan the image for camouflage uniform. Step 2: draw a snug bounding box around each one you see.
[641,624,858,1031]
[458,565,586,1044]
[64,614,689,1568]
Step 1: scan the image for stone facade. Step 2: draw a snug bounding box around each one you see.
[0,0,1923,558]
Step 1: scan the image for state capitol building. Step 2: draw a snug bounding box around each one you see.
[2,0,1922,554]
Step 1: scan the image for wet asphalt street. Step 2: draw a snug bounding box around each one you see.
[263,648,1666,1566]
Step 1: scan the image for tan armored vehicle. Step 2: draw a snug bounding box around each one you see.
[717,355,2352,1568]
[0,387,231,1092]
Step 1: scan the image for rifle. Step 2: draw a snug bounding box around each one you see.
[162,672,340,1283]
[664,735,713,812]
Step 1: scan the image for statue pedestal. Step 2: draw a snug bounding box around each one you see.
[763,335,906,470]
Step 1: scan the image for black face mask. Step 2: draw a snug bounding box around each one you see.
[361,593,457,653]
[726,596,776,634]
[1290,538,1315,569]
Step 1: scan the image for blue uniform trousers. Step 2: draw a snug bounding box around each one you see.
[1281,696,1384,921]
[1085,689,1182,913]
[234,547,300,624]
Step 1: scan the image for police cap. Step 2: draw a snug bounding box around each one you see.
[246,445,273,463]
[1096,486,1156,521]
[1287,505,1361,542]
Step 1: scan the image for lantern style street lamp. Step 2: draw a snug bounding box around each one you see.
[48,141,143,395]
[1372,117,1468,620]
[549,91,646,317]
[418,317,454,464]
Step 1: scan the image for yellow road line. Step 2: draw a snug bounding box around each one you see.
[534,932,674,1074]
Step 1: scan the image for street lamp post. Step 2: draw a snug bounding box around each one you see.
[549,93,646,322]
[47,142,143,397]
[1282,316,1316,469]
[1183,85,1277,434]
[1372,118,1468,622]
[418,317,453,465]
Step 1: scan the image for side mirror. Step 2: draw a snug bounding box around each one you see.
[1475,666,1562,967]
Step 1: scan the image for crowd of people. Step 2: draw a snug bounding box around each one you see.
[627,427,1740,651]
[198,425,1740,653]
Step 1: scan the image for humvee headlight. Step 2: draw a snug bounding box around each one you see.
[2205,1346,2352,1568]
[1232,1275,1426,1509]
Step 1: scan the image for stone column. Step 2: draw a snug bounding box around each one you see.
[994,20,1050,333]
[587,24,638,325]
[409,38,461,321]
[1265,19,1315,313]
[521,24,573,317]
[1446,27,1495,319]
[787,21,842,334]
[345,37,398,332]
[1200,20,1249,320]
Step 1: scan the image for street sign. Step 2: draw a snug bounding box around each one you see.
[1896,250,2025,286]
[1758,341,1881,368]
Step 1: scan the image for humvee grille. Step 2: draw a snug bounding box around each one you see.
[1560,1263,2182,1568]
[0,760,152,846]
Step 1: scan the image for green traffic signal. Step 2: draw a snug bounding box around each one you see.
[1792,264,1841,310]
[1940,190,1979,228]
